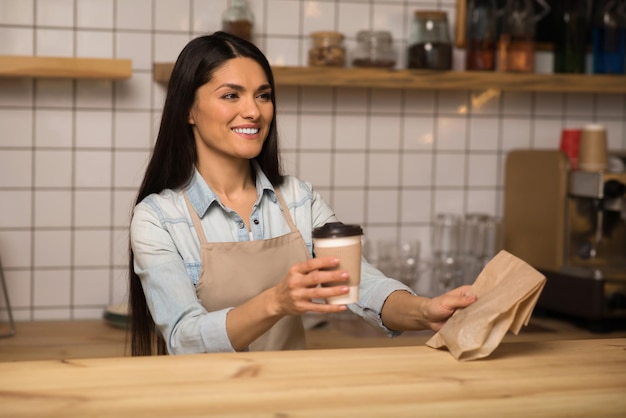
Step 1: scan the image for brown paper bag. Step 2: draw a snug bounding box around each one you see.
[426,250,546,361]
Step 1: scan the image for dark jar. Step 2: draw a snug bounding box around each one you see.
[222,0,254,43]
[352,30,396,68]
[465,0,498,71]
[407,10,453,70]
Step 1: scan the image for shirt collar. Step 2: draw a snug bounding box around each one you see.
[183,160,278,217]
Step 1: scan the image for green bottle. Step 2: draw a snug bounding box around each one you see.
[553,0,589,73]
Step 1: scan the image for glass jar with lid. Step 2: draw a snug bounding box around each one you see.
[352,30,397,68]
[221,0,254,42]
[407,10,453,70]
[308,31,346,67]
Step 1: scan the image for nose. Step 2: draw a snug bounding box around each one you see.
[240,95,261,120]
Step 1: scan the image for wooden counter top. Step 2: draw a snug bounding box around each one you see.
[0,338,624,417]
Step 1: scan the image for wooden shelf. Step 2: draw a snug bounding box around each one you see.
[0,55,132,80]
[153,62,626,94]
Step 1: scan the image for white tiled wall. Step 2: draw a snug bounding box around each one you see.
[0,0,625,321]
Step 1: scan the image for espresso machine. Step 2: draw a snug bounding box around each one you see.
[504,150,626,330]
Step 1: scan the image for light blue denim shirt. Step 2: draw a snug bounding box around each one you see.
[131,162,413,354]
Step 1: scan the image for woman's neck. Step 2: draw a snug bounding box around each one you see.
[197,157,256,205]
[198,158,257,231]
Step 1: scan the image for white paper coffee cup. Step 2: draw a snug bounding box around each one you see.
[312,222,363,304]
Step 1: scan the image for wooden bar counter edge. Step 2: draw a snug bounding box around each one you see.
[0,337,624,417]
[2,315,625,362]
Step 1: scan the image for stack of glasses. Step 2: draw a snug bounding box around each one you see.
[431,213,503,293]
[364,238,421,289]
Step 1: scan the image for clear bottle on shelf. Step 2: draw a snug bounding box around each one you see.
[465,0,498,71]
[222,0,254,43]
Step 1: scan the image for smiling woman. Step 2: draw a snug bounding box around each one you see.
[128,31,477,358]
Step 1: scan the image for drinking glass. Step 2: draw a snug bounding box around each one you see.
[375,239,398,278]
[396,240,421,288]
[432,213,460,257]
[431,213,463,292]
[365,238,421,289]
[481,216,503,264]
[459,213,490,285]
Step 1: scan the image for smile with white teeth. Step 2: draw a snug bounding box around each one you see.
[232,127,259,135]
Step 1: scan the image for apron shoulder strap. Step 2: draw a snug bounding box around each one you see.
[274,188,298,233]
[183,191,209,245]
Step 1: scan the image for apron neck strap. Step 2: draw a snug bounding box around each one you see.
[273,188,298,233]
[183,191,209,245]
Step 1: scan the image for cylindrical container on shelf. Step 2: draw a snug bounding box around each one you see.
[352,30,397,68]
[221,0,254,42]
[592,0,626,74]
[465,0,498,71]
[308,31,346,67]
[407,10,453,70]
[578,124,608,172]
[497,0,548,72]
[553,0,589,73]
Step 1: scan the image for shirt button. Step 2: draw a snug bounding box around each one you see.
[238,221,245,229]
[253,219,259,225]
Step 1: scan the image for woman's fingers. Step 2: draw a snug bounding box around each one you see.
[290,256,349,288]
[275,257,351,314]
[303,302,347,313]
[294,256,339,274]
[445,285,478,307]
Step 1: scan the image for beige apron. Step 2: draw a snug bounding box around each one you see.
[183,189,310,351]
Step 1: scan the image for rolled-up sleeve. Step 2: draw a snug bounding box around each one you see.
[349,260,415,337]
[131,201,237,354]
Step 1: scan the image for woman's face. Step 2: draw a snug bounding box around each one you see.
[188,57,274,163]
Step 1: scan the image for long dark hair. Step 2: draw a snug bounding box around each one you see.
[129,32,284,356]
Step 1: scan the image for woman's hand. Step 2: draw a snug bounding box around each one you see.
[423,285,477,331]
[269,256,350,317]
[381,285,477,332]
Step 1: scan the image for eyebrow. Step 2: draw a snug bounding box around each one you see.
[214,83,272,93]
